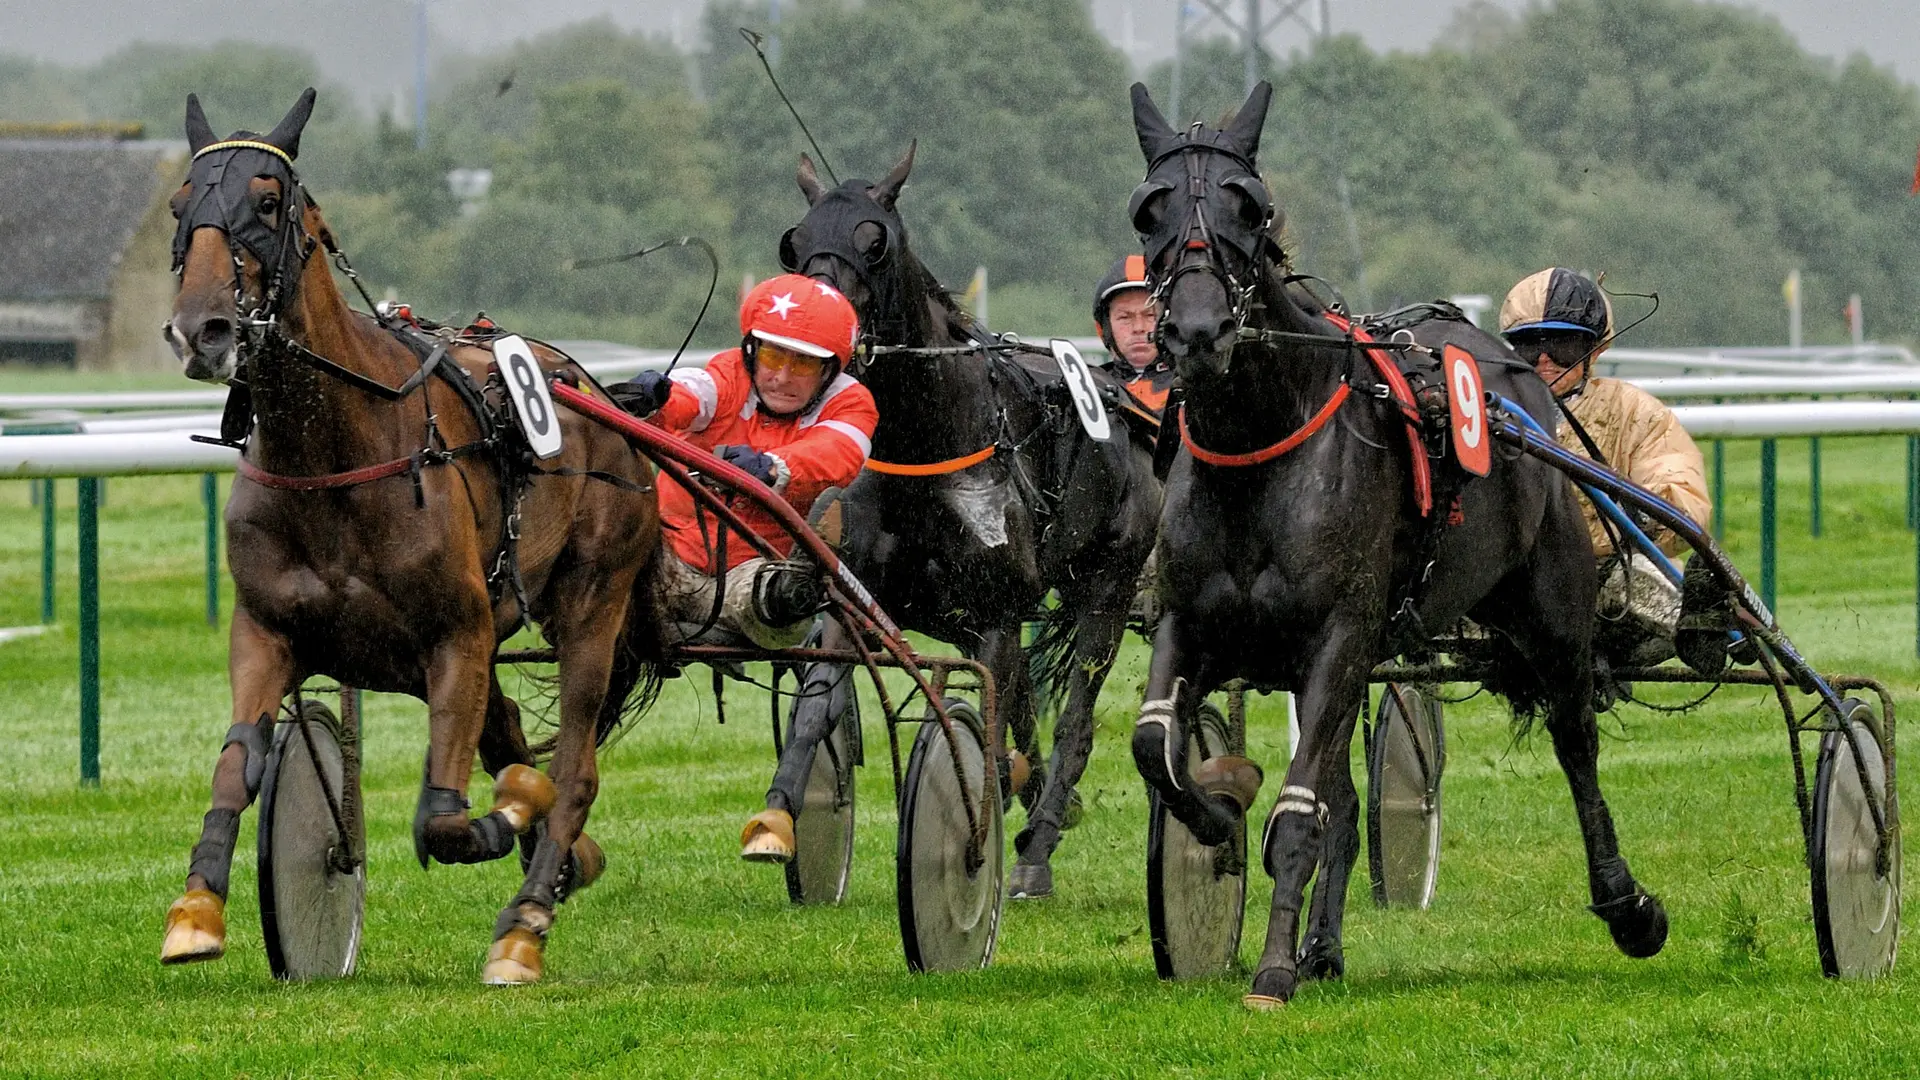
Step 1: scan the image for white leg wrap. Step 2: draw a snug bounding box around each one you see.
[1261,785,1330,864]
[1136,696,1181,791]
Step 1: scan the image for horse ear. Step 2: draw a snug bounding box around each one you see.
[1131,82,1175,162]
[1225,80,1273,160]
[797,154,826,205]
[263,87,318,159]
[184,94,216,154]
[871,140,915,211]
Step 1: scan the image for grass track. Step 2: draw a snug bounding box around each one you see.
[3,436,1919,1077]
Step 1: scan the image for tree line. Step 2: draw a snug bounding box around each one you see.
[3,0,1915,349]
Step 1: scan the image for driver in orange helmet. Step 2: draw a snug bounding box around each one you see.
[1094,253,1174,414]
[611,273,876,651]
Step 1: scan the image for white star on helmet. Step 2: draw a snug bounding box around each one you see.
[767,292,799,319]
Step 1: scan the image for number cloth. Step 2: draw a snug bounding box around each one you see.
[654,349,877,573]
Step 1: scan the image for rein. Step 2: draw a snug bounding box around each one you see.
[865,444,996,476]
[1179,381,1350,467]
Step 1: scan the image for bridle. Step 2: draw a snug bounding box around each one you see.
[1131,128,1280,358]
[171,139,321,346]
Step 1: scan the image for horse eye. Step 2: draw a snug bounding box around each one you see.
[854,221,888,264]
[259,196,280,217]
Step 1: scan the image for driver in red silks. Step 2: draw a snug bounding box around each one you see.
[610,273,876,652]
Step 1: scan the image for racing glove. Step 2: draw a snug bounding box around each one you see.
[714,444,784,489]
[607,371,672,416]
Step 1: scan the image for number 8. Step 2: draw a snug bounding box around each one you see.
[511,355,550,435]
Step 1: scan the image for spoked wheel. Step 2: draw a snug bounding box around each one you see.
[1367,683,1445,909]
[1146,701,1247,980]
[786,666,859,905]
[258,696,365,981]
[896,698,1003,972]
[1811,697,1901,978]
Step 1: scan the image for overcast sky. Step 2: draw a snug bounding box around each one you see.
[0,0,1912,113]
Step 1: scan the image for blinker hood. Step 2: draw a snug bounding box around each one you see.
[170,139,306,271]
[779,179,905,290]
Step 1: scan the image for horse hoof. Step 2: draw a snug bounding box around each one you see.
[1194,755,1264,814]
[1061,789,1085,831]
[1243,966,1298,1010]
[160,889,226,965]
[740,809,795,864]
[1006,751,1032,795]
[1298,938,1345,980]
[1007,862,1054,900]
[491,764,556,834]
[481,927,544,986]
[1592,889,1669,959]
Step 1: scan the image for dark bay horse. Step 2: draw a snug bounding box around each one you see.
[1123,82,1668,1006]
[768,146,1161,899]
[159,89,664,984]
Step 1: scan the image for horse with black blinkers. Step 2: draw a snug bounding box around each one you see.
[767,145,1162,899]
[159,88,666,985]
[1123,81,1668,1007]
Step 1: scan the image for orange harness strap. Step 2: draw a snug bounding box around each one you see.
[864,444,997,476]
[1179,382,1351,467]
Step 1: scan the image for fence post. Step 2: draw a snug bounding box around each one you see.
[40,478,55,623]
[1760,439,1777,614]
[203,473,219,628]
[1909,436,1918,531]
[78,476,100,787]
[1809,435,1822,538]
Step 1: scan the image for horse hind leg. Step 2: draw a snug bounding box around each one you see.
[1297,757,1360,980]
[163,608,295,965]
[1493,564,1668,960]
[485,566,641,986]
[1010,605,1125,900]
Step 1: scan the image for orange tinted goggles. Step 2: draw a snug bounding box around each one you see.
[756,344,827,378]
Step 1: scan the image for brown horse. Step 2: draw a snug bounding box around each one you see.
[158,89,664,985]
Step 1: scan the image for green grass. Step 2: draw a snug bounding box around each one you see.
[3,437,1919,1077]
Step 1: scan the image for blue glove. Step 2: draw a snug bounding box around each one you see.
[608,370,672,416]
[715,444,779,487]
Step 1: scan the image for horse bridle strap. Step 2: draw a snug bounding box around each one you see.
[193,139,295,166]
[865,444,996,476]
[237,443,480,495]
[1178,382,1350,468]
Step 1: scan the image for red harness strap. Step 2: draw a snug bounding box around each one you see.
[237,454,418,491]
[1179,381,1351,467]
[1323,312,1433,517]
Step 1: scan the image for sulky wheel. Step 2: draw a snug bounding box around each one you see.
[896,697,1003,972]
[1367,684,1445,910]
[258,698,365,981]
[1147,701,1247,980]
[785,668,859,905]
[1811,697,1901,978]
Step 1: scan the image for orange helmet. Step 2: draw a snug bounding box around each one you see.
[740,273,861,364]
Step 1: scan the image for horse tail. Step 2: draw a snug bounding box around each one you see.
[594,543,670,748]
[1024,598,1082,720]
[1477,630,1551,736]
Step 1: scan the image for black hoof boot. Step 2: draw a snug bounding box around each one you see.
[1007,861,1053,900]
[1297,936,1346,980]
[1244,965,1299,1010]
[1591,889,1669,958]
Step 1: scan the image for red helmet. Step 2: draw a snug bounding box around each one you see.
[739,273,861,363]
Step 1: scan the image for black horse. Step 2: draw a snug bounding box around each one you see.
[763,145,1161,899]
[1124,82,1668,1006]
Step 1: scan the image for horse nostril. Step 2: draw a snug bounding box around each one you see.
[195,316,234,353]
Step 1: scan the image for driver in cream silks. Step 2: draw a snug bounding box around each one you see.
[610,274,876,654]
[1499,268,1713,663]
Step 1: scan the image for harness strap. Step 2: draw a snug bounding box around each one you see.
[865,444,996,476]
[1324,312,1433,518]
[1178,382,1351,467]
[236,443,483,493]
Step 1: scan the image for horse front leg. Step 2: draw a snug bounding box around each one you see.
[484,569,635,985]
[1298,752,1360,980]
[1247,628,1369,1009]
[162,607,297,964]
[1010,605,1125,900]
[413,615,552,870]
[975,626,1038,810]
[1130,615,1262,848]
[745,619,854,863]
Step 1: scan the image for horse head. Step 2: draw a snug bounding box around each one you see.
[1128,81,1278,386]
[778,143,916,342]
[165,88,320,383]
